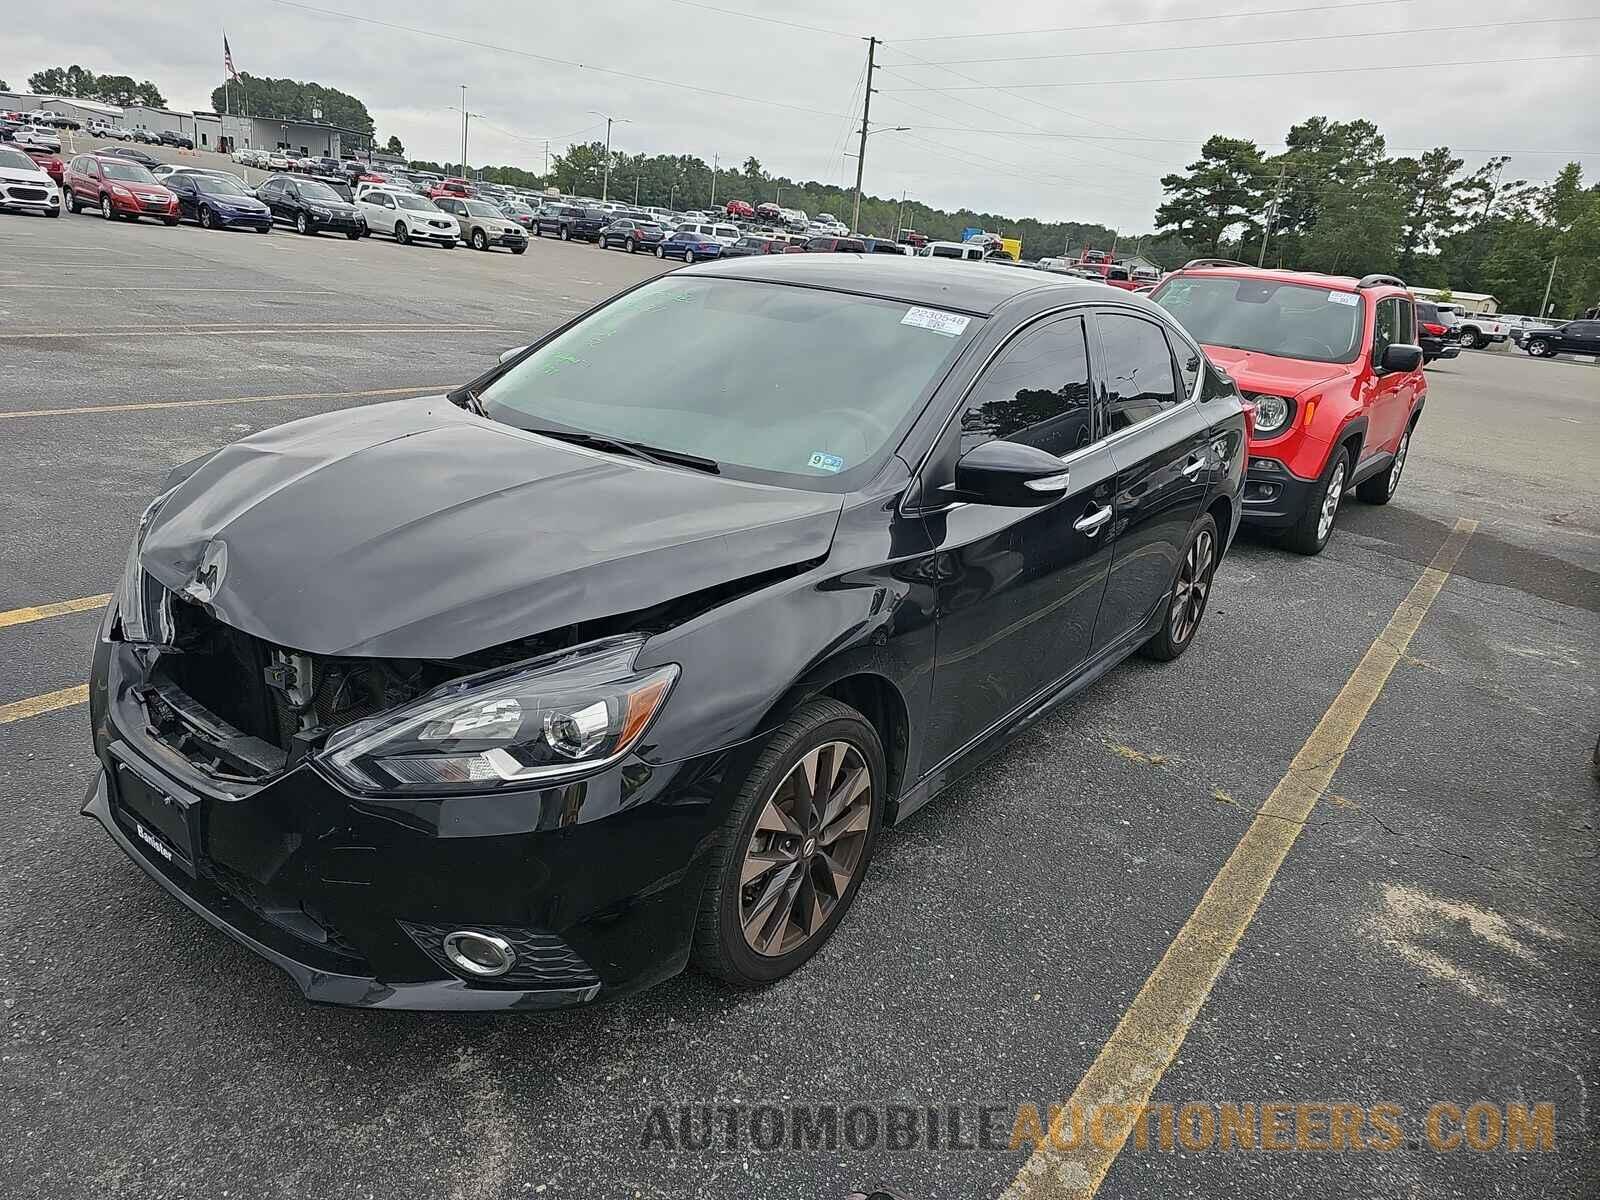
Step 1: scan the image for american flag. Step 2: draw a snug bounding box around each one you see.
[224,34,238,81]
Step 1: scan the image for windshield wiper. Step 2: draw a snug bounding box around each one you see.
[529,427,720,474]
[458,387,487,417]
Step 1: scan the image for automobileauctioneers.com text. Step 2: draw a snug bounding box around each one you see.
[640,1101,1556,1155]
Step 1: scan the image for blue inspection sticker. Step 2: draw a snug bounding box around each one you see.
[808,452,846,473]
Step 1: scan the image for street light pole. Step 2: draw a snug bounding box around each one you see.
[895,188,906,240]
[1540,256,1559,316]
[588,112,627,203]
[634,176,640,205]
[710,153,719,207]
[459,84,467,176]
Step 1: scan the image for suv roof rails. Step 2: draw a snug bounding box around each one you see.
[1356,273,1407,290]
[1181,258,1252,270]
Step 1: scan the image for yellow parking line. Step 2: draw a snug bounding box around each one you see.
[0,385,451,421]
[0,685,90,726]
[0,593,111,629]
[1003,517,1478,1200]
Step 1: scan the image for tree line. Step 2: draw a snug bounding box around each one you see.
[208,74,376,139]
[26,65,165,108]
[1155,117,1597,317]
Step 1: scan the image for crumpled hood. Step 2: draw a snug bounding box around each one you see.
[1200,345,1353,398]
[140,398,843,659]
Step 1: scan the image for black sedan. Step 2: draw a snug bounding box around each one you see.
[254,174,366,238]
[84,256,1245,1010]
[164,172,272,232]
[597,217,666,253]
[106,146,161,169]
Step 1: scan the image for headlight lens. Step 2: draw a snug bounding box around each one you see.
[1245,392,1292,436]
[115,491,175,643]
[319,638,677,794]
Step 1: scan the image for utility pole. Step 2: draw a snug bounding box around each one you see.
[851,36,879,234]
[711,152,719,207]
[588,112,627,203]
[634,176,640,205]
[1540,256,1558,317]
[459,84,468,177]
[1259,164,1287,268]
[543,139,549,182]
[895,188,906,240]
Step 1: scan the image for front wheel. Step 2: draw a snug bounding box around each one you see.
[511,244,526,255]
[101,194,114,220]
[199,206,214,229]
[1527,339,1552,358]
[692,698,884,987]
[1140,514,1219,661]
[395,222,410,245]
[162,216,180,226]
[1281,448,1349,555]
[533,225,542,237]
[1357,423,1412,504]
[625,237,635,253]
[559,226,570,241]
[655,245,665,259]
[295,212,310,235]
[67,193,80,214]
[345,229,361,240]
[471,229,488,250]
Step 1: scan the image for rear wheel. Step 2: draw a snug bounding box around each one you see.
[1140,514,1219,661]
[1357,423,1412,504]
[684,248,696,263]
[1281,448,1349,555]
[1458,327,1479,350]
[559,225,570,241]
[625,236,636,253]
[692,698,884,987]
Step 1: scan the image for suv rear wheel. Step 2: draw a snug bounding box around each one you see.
[1282,447,1349,555]
[1356,423,1412,505]
[693,698,884,986]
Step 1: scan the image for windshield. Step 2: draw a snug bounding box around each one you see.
[101,162,156,183]
[394,193,434,211]
[297,180,342,202]
[465,200,501,218]
[1154,275,1363,363]
[0,147,37,171]
[195,176,249,196]
[480,277,975,488]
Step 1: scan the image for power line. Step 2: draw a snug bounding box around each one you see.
[892,0,1424,43]
[660,0,858,39]
[874,126,1600,156]
[906,14,1600,66]
[261,0,849,119]
[877,53,1600,92]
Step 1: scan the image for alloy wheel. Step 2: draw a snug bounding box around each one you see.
[738,741,873,957]
[296,213,308,234]
[1389,429,1410,497]
[1170,528,1215,645]
[684,249,695,263]
[200,207,213,229]
[625,237,635,253]
[655,245,664,258]
[396,222,409,244]
[1317,460,1346,543]
[560,226,569,240]
[101,195,113,220]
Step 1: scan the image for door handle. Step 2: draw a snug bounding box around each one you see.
[1181,456,1205,478]
[1074,504,1113,535]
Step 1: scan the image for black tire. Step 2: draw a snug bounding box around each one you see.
[692,697,885,987]
[533,224,542,237]
[345,230,360,240]
[625,237,635,253]
[199,206,213,229]
[1457,327,1479,350]
[559,225,570,241]
[1356,419,1414,505]
[655,245,665,258]
[395,221,410,245]
[1526,339,1553,358]
[684,248,696,263]
[512,244,526,255]
[1280,446,1350,555]
[162,217,179,226]
[100,194,113,221]
[471,229,488,251]
[67,192,80,214]
[255,225,270,233]
[295,212,310,235]
[1140,514,1220,661]
[46,206,60,218]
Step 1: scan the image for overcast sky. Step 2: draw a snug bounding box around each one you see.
[8,0,1597,229]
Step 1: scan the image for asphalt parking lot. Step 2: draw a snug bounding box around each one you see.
[1,207,1597,1200]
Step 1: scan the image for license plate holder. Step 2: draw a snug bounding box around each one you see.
[111,759,197,876]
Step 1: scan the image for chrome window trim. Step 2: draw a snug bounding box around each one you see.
[901,298,1201,516]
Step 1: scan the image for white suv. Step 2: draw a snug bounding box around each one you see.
[355,187,460,247]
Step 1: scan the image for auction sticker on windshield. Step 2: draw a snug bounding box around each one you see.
[902,306,971,337]
[1328,291,1360,306]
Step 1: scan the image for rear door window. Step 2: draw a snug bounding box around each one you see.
[1097,313,1182,433]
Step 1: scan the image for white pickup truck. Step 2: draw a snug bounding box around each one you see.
[1450,309,1511,349]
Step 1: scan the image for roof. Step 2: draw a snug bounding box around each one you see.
[686,254,1099,315]
[1171,263,1412,296]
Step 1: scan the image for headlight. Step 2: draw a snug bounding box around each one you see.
[319,638,677,794]
[309,206,330,217]
[1244,392,1292,436]
[115,491,176,643]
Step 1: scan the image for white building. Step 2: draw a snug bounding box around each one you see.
[1408,287,1500,315]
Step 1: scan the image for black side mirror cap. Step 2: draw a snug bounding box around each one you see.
[951,439,1071,507]
[1380,343,1424,374]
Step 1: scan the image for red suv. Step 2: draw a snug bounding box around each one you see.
[64,154,179,224]
[1150,260,1425,554]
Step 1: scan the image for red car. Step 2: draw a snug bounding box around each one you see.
[723,198,754,219]
[22,148,65,186]
[427,177,474,199]
[1150,260,1426,554]
[63,154,179,224]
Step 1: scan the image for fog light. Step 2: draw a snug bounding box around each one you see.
[442,930,516,977]
[1250,458,1283,473]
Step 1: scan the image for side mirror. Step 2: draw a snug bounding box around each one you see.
[1380,343,1424,374]
[951,440,1071,507]
[497,345,529,366]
